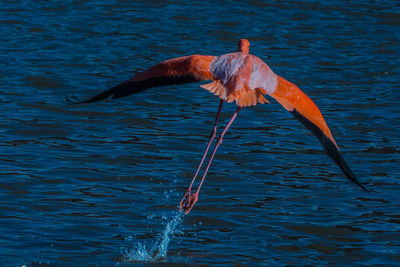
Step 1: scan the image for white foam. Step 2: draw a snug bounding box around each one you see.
[122,210,184,262]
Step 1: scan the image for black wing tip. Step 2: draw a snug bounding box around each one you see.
[355,177,370,192]
[65,75,198,105]
[290,109,370,192]
[358,178,372,192]
[320,136,370,193]
[65,94,101,104]
[65,84,122,105]
[65,94,86,104]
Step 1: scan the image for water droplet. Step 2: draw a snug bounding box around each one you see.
[123,210,184,262]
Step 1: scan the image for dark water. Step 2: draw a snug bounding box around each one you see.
[1,1,399,266]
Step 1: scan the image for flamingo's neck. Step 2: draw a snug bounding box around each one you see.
[237,39,250,54]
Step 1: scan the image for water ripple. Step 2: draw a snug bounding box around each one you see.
[1,0,399,266]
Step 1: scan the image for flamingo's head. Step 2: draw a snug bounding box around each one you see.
[237,39,250,54]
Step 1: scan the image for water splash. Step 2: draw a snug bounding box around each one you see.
[123,210,184,262]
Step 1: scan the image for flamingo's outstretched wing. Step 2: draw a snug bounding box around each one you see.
[73,55,215,103]
[270,76,368,191]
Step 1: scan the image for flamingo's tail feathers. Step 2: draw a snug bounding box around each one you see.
[201,81,226,99]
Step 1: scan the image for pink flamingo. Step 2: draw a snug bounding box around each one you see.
[71,39,368,214]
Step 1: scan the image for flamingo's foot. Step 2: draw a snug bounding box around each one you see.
[179,190,198,215]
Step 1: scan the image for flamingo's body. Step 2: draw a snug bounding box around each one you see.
[73,39,367,214]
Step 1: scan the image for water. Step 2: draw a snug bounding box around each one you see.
[123,211,184,262]
[1,0,399,266]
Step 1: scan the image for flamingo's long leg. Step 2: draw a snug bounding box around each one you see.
[190,99,224,189]
[180,100,223,209]
[180,106,241,214]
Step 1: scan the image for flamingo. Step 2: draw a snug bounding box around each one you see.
[70,39,368,214]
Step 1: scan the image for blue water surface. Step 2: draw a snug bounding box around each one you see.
[0,1,399,266]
